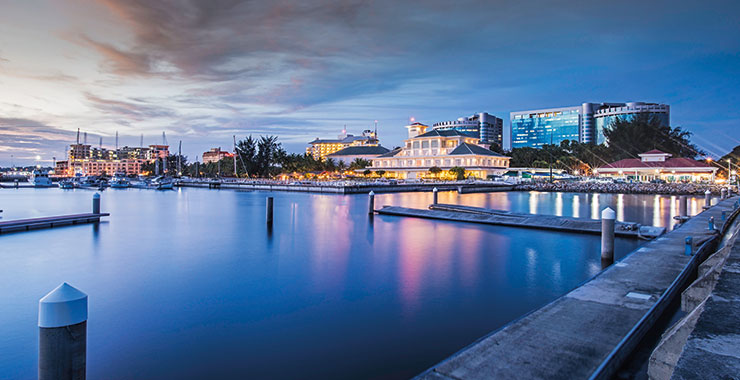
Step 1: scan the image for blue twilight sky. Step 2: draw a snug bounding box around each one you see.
[1,0,739,165]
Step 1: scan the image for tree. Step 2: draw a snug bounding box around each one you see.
[428,166,442,177]
[489,142,504,154]
[376,170,386,177]
[449,166,465,180]
[716,145,740,181]
[349,158,372,170]
[603,114,704,160]
[363,169,372,176]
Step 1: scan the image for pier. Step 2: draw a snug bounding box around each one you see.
[376,204,665,239]
[415,197,739,380]
[0,213,109,234]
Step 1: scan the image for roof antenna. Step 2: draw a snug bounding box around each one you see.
[76,128,80,144]
[115,131,119,149]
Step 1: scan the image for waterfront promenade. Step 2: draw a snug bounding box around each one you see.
[416,197,739,380]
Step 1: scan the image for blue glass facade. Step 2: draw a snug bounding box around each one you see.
[511,108,580,148]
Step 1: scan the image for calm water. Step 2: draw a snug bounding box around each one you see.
[0,188,708,379]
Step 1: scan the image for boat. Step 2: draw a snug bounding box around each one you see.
[109,174,130,189]
[28,169,54,187]
[149,176,174,190]
[58,179,77,189]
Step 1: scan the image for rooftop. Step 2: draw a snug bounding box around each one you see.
[326,145,390,156]
[414,129,478,139]
[449,143,508,157]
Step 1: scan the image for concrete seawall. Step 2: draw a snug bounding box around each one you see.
[415,197,738,380]
[176,181,513,194]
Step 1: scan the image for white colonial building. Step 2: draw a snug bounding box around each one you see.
[370,123,510,179]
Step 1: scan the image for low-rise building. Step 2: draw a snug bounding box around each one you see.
[306,129,379,160]
[202,148,234,164]
[596,150,717,182]
[370,123,510,179]
[56,143,168,177]
[325,145,391,165]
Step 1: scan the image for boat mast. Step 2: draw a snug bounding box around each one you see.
[233,135,238,178]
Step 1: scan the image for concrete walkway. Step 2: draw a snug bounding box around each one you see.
[415,197,738,380]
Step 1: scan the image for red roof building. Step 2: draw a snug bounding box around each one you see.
[596,150,717,182]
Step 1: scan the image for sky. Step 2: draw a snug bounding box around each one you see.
[1,0,740,166]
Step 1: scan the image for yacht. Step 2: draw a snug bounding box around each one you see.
[149,176,174,190]
[28,169,54,187]
[110,173,130,189]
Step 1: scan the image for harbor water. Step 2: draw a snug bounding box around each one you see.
[0,188,706,379]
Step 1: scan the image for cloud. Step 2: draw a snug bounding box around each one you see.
[79,35,153,75]
[84,92,176,121]
[0,118,75,160]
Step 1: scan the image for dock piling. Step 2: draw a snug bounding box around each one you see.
[368,191,375,215]
[266,197,273,225]
[601,207,616,264]
[708,216,715,231]
[678,195,688,219]
[92,193,100,214]
[39,283,87,380]
[721,188,727,200]
[704,190,711,209]
[432,187,438,205]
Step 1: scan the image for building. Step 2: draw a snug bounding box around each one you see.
[325,145,391,165]
[511,102,670,148]
[432,112,504,147]
[595,150,717,182]
[56,143,169,177]
[369,123,510,179]
[202,148,234,164]
[306,129,379,160]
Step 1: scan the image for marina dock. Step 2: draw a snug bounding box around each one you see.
[0,213,109,234]
[176,180,513,194]
[376,204,666,239]
[415,197,739,380]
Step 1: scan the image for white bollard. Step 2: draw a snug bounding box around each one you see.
[432,187,438,205]
[721,188,727,200]
[368,191,375,215]
[704,189,712,209]
[678,195,687,219]
[601,207,616,264]
[92,193,100,214]
[39,283,88,380]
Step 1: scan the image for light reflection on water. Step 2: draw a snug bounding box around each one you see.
[0,188,712,379]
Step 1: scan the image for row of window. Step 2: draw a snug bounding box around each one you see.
[373,157,509,168]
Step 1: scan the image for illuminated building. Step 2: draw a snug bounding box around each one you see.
[325,145,390,165]
[56,143,169,177]
[202,148,234,164]
[370,123,510,179]
[432,112,503,147]
[306,129,379,160]
[596,150,717,182]
[511,102,670,148]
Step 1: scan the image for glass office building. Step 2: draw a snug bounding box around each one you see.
[511,102,669,148]
[511,107,581,149]
[432,112,504,147]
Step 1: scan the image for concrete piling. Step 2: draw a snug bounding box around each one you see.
[432,187,438,205]
[601,207,616,264]
[92,193,100,214]
[721,188,727,200]
[704,190,711,209]
[678,195,688,219]
[368,191,375,215]
[708,216,715,230]
[685,236,693,256]
[266,197,273,225]
[39,283,87,380]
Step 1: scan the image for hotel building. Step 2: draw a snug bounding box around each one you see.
[202,148,234,164]
[306,129,379,160]
[511,102,670,148]
[596,150,717,182]
[432,112,504,147]
[55,143,169,177]
[370,123,510,179]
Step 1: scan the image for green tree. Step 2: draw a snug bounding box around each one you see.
[449,166,465,180]
[376,170,386,177]
[349,158,372,170]
[489,142,504,154]
[428,166,442,177]
[603,114,704,160]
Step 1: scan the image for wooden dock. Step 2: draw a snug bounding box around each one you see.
[376,204,665,239]
[0,213,110,234]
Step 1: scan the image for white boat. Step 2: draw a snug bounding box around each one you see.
[29,169,54,187]
[110,174,130,189]
[149,176,174,190]
[58,179,77,189]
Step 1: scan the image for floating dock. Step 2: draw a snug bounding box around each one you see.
[0,213,109,234]
[414,198,739,380]
[376,204,665,239]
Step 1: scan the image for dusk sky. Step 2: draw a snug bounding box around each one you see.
[1,0,739,165]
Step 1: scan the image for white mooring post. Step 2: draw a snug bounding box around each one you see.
[432,187,438,205]
[704,189,712,209]
[721,188,727,200]
[368,191,375,215]
[39,283,88,380]
[92,193,100,214]
[601,207,616,264]
[266,197,274,225]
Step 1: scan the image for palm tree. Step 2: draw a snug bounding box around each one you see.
[449,166,465,180]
